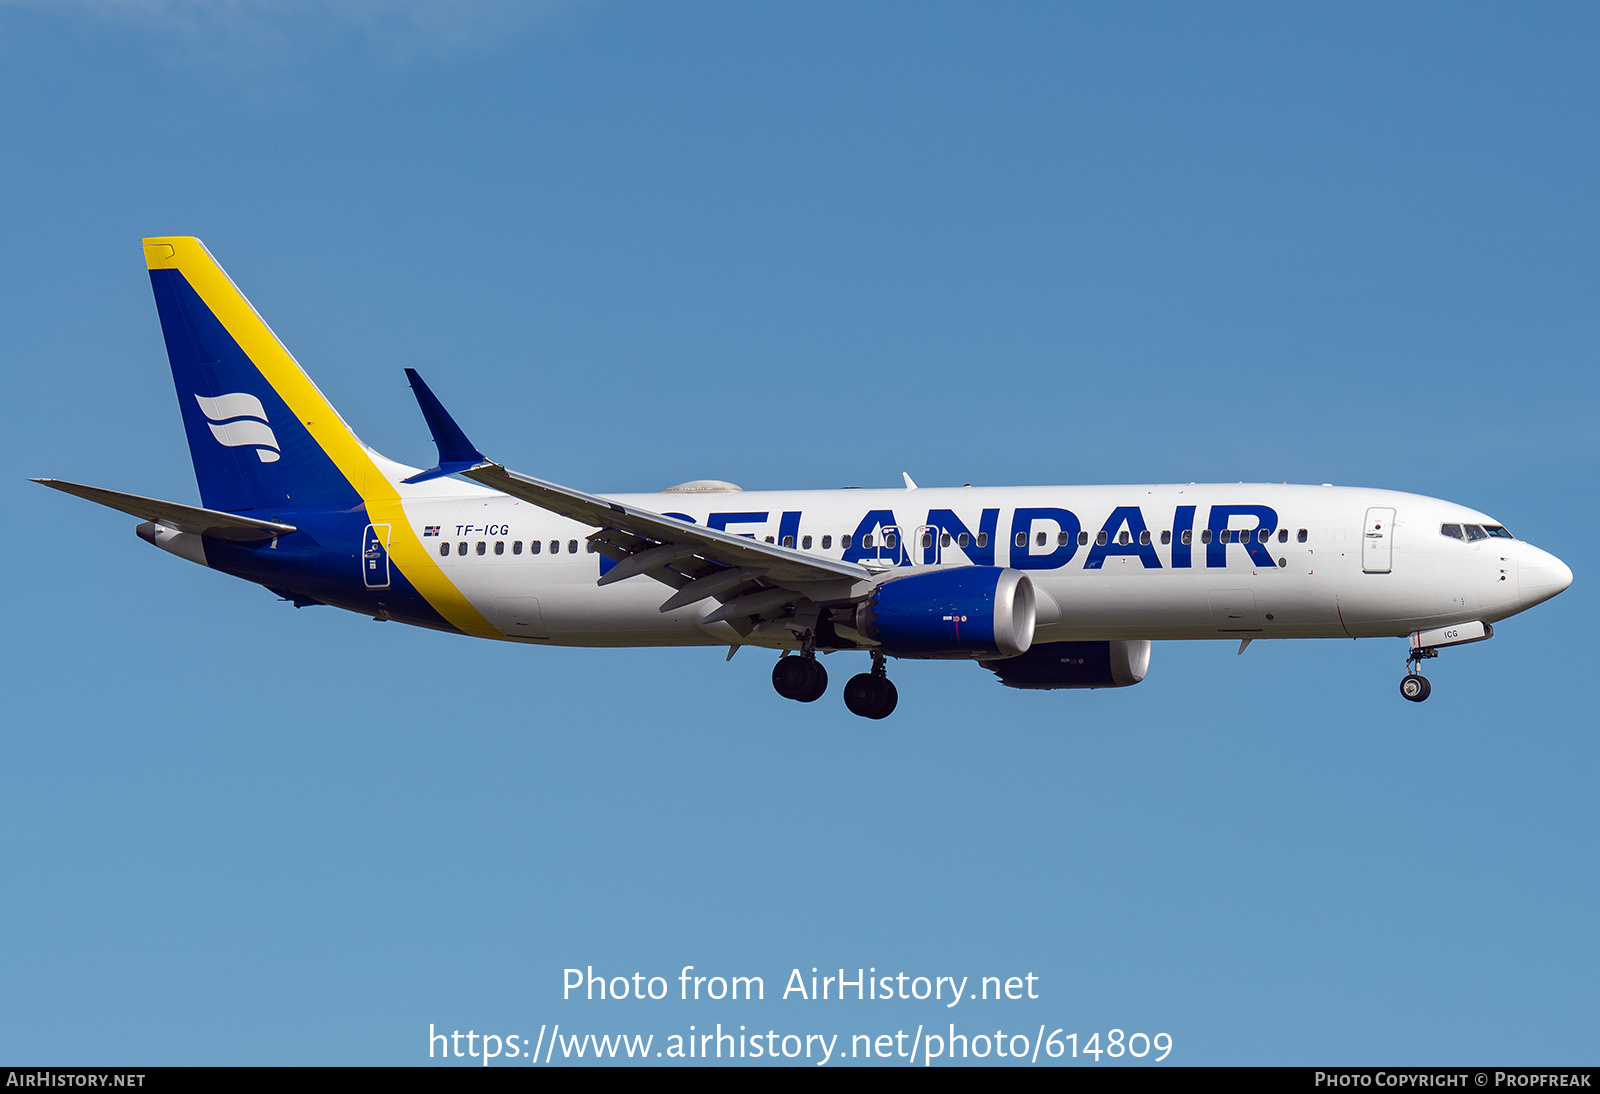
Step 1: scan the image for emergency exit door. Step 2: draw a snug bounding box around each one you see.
[362,524,391,588]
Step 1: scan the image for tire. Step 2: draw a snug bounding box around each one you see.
[772,657,812,700]
[1400,674,1431,703]
[844,673,897,719]
[798,659,828,703]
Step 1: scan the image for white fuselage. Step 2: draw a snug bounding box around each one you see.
[397,480,1568,649]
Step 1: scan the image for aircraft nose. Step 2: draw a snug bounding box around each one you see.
[1520,545,1573,609]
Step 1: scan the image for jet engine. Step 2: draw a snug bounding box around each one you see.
[981,640,1151,689]
[851,567,1035,659]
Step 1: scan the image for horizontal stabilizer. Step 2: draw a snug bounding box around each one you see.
[33,478,296,541]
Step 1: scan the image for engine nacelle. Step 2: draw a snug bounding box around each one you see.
[982,640,1151,690]
[853,567,1035,659]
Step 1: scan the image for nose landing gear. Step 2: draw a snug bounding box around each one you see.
[844,651,898,720]
[1400,646,1437,703]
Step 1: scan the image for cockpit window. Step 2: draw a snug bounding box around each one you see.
[1464,524,1488,542]
[1440,524,1464,540]
[1484,525,1514,539]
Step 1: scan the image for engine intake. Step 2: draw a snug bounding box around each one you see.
[983,640,1151,689]
[854,567,1035,659]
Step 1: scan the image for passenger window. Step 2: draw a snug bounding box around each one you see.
[530,540,541,554]
[1015,532,1027,548]
[1096,531,1108,546]
[495,541,504,555]
[568,540,578,553]
[1078,531,1088,546]
[941,533,951,547]
[1465,525,1488,542]
[1160,530,1171,545]
[1201,529,1212,544]
[1278,557,1286,568]
[802,535,812,549]
[863,534,874,549]
[1278,528,1288,543]
[1258,529,1269,543]
[842,534,853,549]
[457,542,467,556]
[1036,531,1048,547]
[782,535,794,548]
[1118,530,1130,545]
[476,541,486,555]
[956,532,969,547]
[884,534,897,549]
[513,541,523,555]
[1181,530,1192,545]
[1140,530,1151,546]
[438,543,449,557]
[921,532,933,549]
[822,535,833,549]
[549,540,558,554]
[977,533,988,548]
[1297,529,1308,543]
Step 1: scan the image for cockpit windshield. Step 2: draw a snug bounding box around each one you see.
[1443,522,1514,542]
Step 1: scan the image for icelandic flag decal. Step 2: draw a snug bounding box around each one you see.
[423,525,440,537]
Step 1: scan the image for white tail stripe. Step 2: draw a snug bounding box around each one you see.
[196,392,280,463]
[206,418,280,452]
[195,391,267,422]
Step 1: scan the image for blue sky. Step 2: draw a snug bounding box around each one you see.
[3,1,1596,1066]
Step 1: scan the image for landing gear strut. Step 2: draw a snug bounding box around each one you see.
[772,635,827,703]
[844,651,898,720]
[1400,646,1436,703]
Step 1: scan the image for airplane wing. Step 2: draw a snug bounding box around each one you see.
[463,462,873,628]
[33,478,297,541]
[402,370,873,631]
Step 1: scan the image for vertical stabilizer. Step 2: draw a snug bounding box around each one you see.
[142,237,498,637]
[145,237,366,513]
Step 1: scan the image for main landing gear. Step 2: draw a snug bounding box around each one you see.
[772,651,827,703]
[1400,646,1437,703]
[843,651,898,720]
[770,646,898,719]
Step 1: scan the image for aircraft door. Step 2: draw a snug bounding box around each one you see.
[876,525,903,566]
[1363,507,1395,574]
[362,523,391,589]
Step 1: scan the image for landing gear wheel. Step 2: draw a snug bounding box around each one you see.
[772,656,827,702]
[1400,674,1431,703]
[844,673,898,719]
[798,660,827,702]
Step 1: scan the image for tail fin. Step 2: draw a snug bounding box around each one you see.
[144,237,368,514]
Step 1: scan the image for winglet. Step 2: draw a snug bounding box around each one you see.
[401,368,488,484]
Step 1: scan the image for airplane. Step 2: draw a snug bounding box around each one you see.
[35,237,1573,718]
